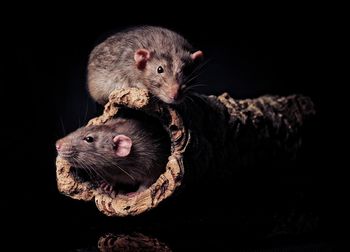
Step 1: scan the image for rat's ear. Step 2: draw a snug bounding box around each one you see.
[190,50,204,61]
[134,49,151,70]
[113,135,132,157]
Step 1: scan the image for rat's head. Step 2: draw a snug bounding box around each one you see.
[134,48,203,104]
[55,124,133,169]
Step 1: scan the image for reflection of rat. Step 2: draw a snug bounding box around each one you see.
[55,114,170,193]
[88,25,204,105]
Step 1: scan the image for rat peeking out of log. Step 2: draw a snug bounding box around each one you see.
[56,88,315,217]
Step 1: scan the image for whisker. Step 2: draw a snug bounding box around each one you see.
[184,95,195,107]
[89,152,136,181]
[183,84,209,93]
[78,157,105,183]
[77,158,98,181]
[59,116,66,136]
[83,98,89,124]
[70,164,78,179]
[85,162,109,184]
[185,59,211,80]
[193,93,209,104]
[184,73,202,86]
[186,84,208,89]
[113,163,136,181]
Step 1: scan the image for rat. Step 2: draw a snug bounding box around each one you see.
[87,25,204,105]
[55,114,170,194]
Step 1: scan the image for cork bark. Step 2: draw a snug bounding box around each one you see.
[56,88,315,216]
[98,233,171,252]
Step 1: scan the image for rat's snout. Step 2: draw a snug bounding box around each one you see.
[56,139,68,153]
[56,140,62,151]
[158,82,183,104]
[55,139,74,159]
[168,85,180,100]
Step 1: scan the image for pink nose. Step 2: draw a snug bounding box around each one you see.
[56,142,61,151]
[169,88,180,100]
[170,92,178,100]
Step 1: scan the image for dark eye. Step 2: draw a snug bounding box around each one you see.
[157,66,164,74]
[84,136,94,143]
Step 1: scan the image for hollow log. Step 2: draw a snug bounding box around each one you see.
[56,88,315,216]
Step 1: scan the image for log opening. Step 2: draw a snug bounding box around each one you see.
[56,88,315,216]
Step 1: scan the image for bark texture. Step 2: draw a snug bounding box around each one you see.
[98,233,171,252]
[56,88,315,216]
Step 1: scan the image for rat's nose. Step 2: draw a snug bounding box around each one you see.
[170,92,178,100]
[169,86,180,100]
[56,141,62,151]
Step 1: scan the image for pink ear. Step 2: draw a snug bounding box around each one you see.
[134,49,151,69]
[113,135,132,157]
[190,50,204,61]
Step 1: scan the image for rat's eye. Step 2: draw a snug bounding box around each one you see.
[157,66,164,74]
[84,136,94,143]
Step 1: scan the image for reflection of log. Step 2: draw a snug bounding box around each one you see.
[56,88,315,216]
[98,233,171,252]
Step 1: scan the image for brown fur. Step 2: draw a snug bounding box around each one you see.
[56,115,170,192]
[88,26,202,104]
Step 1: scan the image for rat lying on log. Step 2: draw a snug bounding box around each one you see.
[88,25,204,105]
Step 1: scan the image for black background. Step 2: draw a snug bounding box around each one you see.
[1,6,346,251]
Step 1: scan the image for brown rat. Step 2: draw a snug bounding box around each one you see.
[55,114,170,194]
[88,25,204,105]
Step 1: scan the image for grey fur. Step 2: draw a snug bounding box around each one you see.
[88,26,201,104]
[56,117,170,191]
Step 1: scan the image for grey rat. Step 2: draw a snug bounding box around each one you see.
[88,25,204,105]
[55,116,170,193]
